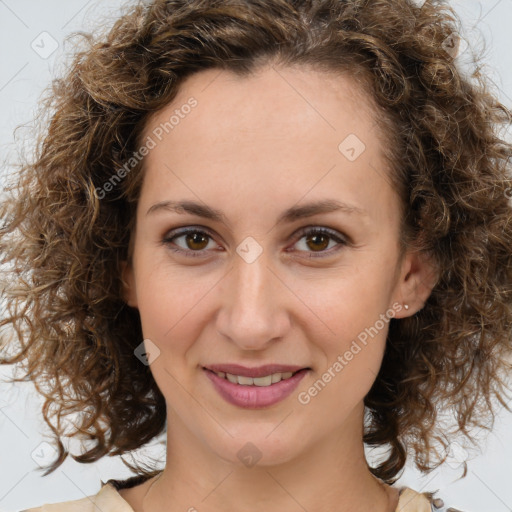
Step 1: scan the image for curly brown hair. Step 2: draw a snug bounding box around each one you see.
[1,0,512,485]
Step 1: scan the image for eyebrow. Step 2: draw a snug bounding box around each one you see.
[146,199,367,225]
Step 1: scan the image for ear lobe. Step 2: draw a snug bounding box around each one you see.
[393,249,439,318]
[120,260,138,308]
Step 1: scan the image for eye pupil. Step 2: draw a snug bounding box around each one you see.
[306,233,329,251]
[187,232,209,250]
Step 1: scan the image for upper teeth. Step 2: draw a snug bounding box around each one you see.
[216,371,295,386]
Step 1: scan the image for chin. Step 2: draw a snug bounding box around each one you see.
[209,430,301,468]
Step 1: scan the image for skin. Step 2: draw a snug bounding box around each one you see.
[121,63,437,512]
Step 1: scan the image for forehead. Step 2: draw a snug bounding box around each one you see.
[145,63,377,142]
[137,64,398,229]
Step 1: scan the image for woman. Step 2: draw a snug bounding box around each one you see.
[2,0,512,511]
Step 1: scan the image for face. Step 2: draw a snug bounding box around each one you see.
[122,63,432,468]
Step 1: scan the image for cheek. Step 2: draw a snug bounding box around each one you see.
[297,275,393,415]
[134,260,219,351]
[132,266,212,401]
[291,260,396,350]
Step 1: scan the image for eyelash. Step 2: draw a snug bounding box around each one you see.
[161,226,348,259]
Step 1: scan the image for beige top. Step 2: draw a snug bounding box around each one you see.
[20,481,460,512]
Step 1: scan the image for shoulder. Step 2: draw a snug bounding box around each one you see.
[396,486,466,512]
[19,481,134,512]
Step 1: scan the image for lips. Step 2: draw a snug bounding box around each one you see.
[203,367,310,408]
[203,363,309,378]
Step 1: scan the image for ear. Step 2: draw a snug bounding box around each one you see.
[391,249,439,319]
[120,260,138,308]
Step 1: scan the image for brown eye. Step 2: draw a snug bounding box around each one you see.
[162,227,217,257]
[184,232,210,251]
[162,226,347,259]
[292,227,347,257]
[305,232,330,252]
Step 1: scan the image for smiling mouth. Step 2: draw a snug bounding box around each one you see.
[203,367,311,409]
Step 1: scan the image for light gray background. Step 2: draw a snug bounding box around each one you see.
[1,1,511,511]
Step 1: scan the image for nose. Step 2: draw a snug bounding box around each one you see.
[215,247,291,351]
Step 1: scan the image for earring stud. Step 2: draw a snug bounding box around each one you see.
[404,304,409,310]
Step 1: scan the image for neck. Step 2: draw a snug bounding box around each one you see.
[143,402,398,512]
